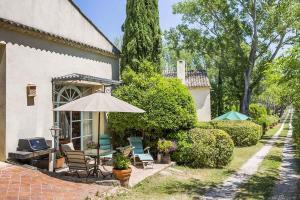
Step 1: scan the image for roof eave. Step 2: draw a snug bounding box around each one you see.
[0,17,120,59]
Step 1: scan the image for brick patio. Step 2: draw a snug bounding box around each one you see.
[0,162,111,200]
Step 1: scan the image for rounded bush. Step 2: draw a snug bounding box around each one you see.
[213,129,235,167]
[169,128,234,168]
[249,104,267,120]
[212,121,262,146]
[109,61,197,135]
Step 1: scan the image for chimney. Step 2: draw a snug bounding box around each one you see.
[177,60,186,84]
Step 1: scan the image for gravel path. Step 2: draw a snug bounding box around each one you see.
[202,110,291,200]
[271,111,298,200]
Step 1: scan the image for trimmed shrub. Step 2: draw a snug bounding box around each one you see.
[109,61,197,135]
[213,130,235,167]
[197,122,214,129]
[265,115,280,127]
[248,103,279,133]
[169,128,234,168]
[249,103,267,120]
[292,110,300,155]
[211,121,262,146]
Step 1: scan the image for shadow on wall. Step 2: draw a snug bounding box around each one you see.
[0,28,119,80]
[191,88,210,110]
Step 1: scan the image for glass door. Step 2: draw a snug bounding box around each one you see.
[54,85,93,150]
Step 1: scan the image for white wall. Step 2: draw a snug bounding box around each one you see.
[0,28,119,159]
[189,87,211,122]
[0,0,115,52]
[0,43,6,160]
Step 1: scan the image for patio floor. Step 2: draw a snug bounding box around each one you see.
[0,162,112,200]
[0,161,173,200]
[128,163,174,187]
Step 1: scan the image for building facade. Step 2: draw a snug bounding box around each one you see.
[164,60,211,122]
[0,0,120,160]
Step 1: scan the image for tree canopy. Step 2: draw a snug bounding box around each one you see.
[164,0,299,115]
[121,0,162,73]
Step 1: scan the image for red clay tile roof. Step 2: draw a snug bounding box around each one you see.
[163,70,210,88]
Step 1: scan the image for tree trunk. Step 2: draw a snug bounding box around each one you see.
[240,0,257,115]
[217,67,224,116]
[240,68,251,114]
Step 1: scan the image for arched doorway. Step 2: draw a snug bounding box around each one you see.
[54,85,93,150]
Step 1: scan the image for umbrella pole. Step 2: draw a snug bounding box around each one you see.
[97,112,100,169]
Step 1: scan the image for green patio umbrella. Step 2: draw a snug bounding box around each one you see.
[213,111,250,121]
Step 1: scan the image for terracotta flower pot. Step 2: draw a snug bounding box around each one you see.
[113,168,132,187]
[162,154,171,164]
[56,157,65,169]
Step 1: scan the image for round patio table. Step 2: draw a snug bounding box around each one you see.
[84,149,116,177]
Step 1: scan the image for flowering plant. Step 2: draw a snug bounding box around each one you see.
[86,141,98,149]
[157,139,177,154]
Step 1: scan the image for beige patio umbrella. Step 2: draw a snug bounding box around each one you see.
[53,92,145,167]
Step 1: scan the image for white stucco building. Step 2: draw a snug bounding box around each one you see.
[0,0,120,160]
[164,60,211,122]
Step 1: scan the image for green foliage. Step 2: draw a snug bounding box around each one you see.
[157,139,176,154]
[249,104,267,120]
[197,122,214,129]
[292,110,300,155]
[169,128,234,168]
[248,103,279,133]
[213,130,235,167]
[121,0,162,73]
[109,61,197,135]
[56,151,64,159]
[280,45,300,108]
[113,153,131,170]
[166,0,299,114]
[265,115,280,127]
[212,121,262,147]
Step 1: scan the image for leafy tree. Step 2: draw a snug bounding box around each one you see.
[167,0,299,114]
[279,45,300,107]
[109,61,197,136]
[121,0,162,73]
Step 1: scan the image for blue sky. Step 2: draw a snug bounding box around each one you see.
[73,0,182,43]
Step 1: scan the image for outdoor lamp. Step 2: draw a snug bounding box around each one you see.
[50,125,61,138]
[50,125,61,171]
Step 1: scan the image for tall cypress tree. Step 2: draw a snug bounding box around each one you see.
[121,0,162,73]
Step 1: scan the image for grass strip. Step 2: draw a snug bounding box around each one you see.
[234,120,290,199]
[106,122,286,200]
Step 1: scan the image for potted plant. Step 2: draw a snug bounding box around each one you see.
[157,139,177,164]
[112,153,132,187]
[55,151,65,169]
[86,141,98,149]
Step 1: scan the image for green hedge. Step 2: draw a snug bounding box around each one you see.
[249,103,267,120]
[211,121,262,146]
[169,128,234,168]
[265,115,280,127]
[249,103,279,133]
[292,110,300,155]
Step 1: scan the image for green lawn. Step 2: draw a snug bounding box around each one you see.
[106,122,285,200]
[234,120,290,199]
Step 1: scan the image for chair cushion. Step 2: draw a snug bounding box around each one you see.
[129,137,145,154]
[100,134,112,151]
[100,154,113,159]
[136,154,154,161]
[61,143,75,152]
